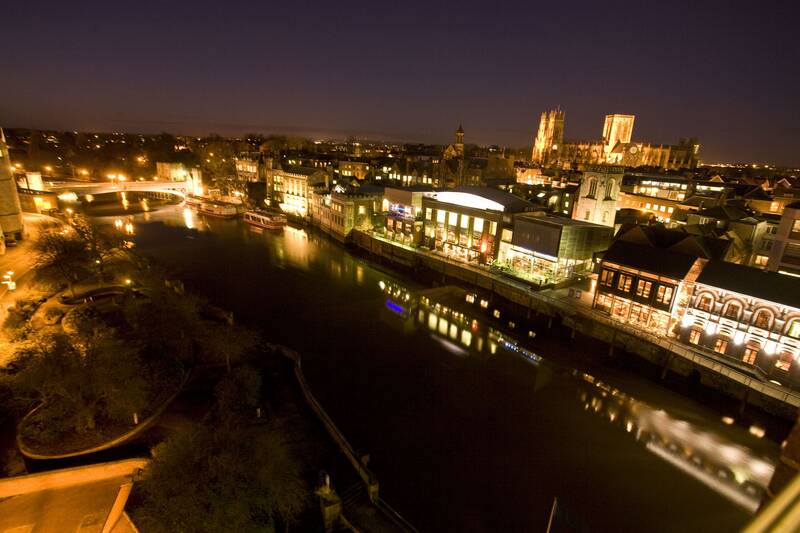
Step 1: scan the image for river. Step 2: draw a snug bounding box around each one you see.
[86,196,784,532]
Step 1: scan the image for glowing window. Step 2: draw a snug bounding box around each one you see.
[788,320,800,339]
[696,294,713,312]
[636,280,652,298]
[723,301,742,320]
[752,309,771,329]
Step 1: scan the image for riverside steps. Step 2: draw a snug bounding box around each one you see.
[350,229,800,419]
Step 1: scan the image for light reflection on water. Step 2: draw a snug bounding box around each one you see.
[378,278,775,513]
[88,202,781,529]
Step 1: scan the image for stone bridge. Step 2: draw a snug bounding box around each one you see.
[45,180,191,199]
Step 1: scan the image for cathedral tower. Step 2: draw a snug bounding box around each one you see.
[531,108,564,164]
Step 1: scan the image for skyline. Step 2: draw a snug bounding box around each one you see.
[2,1,798,165]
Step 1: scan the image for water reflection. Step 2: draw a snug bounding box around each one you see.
[183,207,195,230]
[577,373,774,512]
[379,280,541,364]
[380,277,775,513]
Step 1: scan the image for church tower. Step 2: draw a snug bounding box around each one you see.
[455,124,464,157]
[531,108,564,165]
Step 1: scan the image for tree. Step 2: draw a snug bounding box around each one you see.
[122,284,202,365]
[198,322,260,372]
[136,385,306,532]
[213,365,262,421]
[33,229,92,296]
[15,315,149,433]
[70,215,125,280]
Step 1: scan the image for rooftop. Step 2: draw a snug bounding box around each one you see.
[432,186,534,213]
[696,261,800,310]
[602,240,700,279]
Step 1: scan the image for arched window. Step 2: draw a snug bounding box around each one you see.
[752,309,773,330]
[696,293,714,312]
[722,301,742,321]
[587,179,598,198]
[605,179,616,200]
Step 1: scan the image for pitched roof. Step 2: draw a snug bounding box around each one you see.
[602,240,699,279]
[615,223,731,260]
[696,261,800,310]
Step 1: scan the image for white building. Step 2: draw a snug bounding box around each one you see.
[572,169,621,227]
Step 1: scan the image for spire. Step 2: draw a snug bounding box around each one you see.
[456,123,464,134]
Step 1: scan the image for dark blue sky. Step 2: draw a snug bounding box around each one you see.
[3,1,798,165]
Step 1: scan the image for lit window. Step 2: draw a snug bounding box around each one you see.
[493,309,501,318]
[714,337,729,354]
[752,309,771,329]
[723,301,741,320]
[480,299,489,309]
[743,346,759,365]
[689,329,701,345]
[787,320,800,339]
[473,217,484,232]
[696,294,713,312]
[600,269,614,287]
[448,211,457,226]
[655,285,674,306]
[460,215,470,229]
[635,280,652,298]
[437,210,446,223]
[617,274,633,292]
[776,351,793,372]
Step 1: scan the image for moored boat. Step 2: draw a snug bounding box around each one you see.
[244,209,288,230]
[198,201,240,218]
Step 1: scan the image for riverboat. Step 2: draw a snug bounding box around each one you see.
[244,209,288,230]
[186,195,243,219]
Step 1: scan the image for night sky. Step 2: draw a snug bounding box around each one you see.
[3,1,798,165]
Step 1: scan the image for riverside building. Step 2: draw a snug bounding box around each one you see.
[420,187,535,265]
[678,261,800,385]
[497,214,613,285]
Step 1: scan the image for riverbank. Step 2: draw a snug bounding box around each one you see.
[347,228,800,420]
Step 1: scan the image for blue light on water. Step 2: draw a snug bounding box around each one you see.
[386,299,406,315]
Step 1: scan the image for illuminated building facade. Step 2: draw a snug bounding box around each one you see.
[573,168,622,227]
[497,214,613,285]
[337,160,370,181]
[0,129,24,245]
[275,166,328,219]
[310,189,376,242]
[155,162,202,183]
[766,202,800,277]
[593,240,703,335]
[234,152,273,183]
[602,114,635,162]
[531,108,565,165]
[420,187,535,265]
[530,109,700,170]
[382,185,434,245]
[678,261,800,385]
